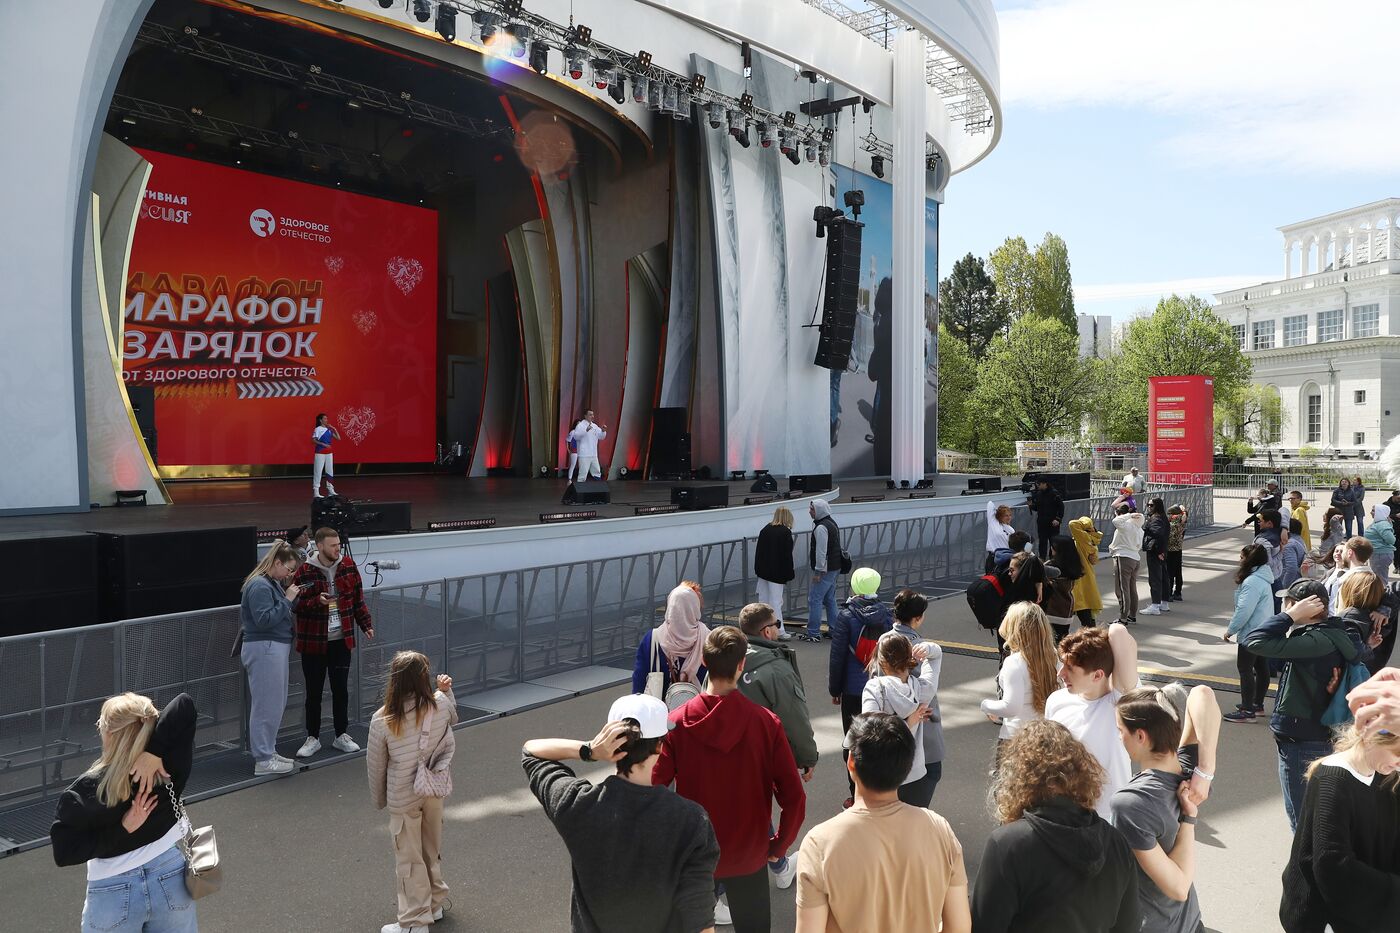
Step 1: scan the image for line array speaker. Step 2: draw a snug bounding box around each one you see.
[670,484,729,511]
[96,526,256,622]
[789,473,833,494]
[0,532,99,636]
[813,221,862,371]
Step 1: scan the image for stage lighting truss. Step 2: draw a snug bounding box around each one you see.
[859,130,943,176]
[133,23,512,144]
[414,2,830,156]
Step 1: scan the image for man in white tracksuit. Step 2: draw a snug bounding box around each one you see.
[570,409,607,481]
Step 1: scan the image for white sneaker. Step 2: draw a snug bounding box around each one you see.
[333,733,361,753]
[326,484,338,496]
[272,753,295,765]
[713,897,732,926]
[777,628,793,641]
[432,907,444,921]
[296,736,322,758]
[772,856,797,889]
[254,758,293,775]
[379,924,427,933]
[1141,605,1163,616]
[1159,603,1172,613]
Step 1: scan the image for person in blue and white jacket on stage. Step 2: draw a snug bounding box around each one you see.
[312,412,339,498]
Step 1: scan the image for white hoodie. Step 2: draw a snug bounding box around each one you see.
[1108,512,1145,559]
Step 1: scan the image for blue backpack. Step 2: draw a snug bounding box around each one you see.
[1322,659,1373,727]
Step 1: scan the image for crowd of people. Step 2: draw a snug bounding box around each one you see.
[43,479,1400,933]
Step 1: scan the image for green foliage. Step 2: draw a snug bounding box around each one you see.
[936,324,978,453]
[971,316,1092,443]
[988,236,1036,322]
[939,254,1006,359]
[1216,384,1286,450]
[988,234,1077,335]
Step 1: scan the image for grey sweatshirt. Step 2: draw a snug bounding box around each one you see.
[240,575,293,643]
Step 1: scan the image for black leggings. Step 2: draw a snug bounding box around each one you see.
[1167,551,1184,595]
[301,638,352,737]
[1236,644,1270,709]
[717,866,770,933]
[1147,554,1170,605]
[840,693,863,798]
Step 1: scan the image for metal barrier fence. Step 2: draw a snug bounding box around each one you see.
[0,486,1213,824]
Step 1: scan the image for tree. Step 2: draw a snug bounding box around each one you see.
[939,254,1006,359]
[1101,294,1252,442]
[972,316,1093,444]
[936,323,978,453]
[1216,384,1287,462]
[988,236,1036,322]
[1032,233,1076,332]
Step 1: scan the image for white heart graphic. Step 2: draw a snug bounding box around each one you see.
[337,406,377,445]
[387,256,424,296]
[324,256,345,275]
[353,309,379,335]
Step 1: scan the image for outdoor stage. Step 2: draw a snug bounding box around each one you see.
[0,473,1003,539]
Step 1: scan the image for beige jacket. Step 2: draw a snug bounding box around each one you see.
[367,688,458,812]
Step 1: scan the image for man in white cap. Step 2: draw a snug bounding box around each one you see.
[523,694,719,933]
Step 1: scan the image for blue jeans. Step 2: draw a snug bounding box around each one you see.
[82,845,197,932]
[807,571,839,638]
[1276,737,1331,832]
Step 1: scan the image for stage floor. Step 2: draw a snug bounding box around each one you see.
[0,473,998,538]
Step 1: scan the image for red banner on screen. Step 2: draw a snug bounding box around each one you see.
[1149,376,1214,483]
[123,150,437,465]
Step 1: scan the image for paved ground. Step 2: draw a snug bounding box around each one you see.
[1,520,1298,932]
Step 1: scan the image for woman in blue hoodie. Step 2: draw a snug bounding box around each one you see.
[1365,503,1395,584]
[1222,544,1275,723]
[830,566,892,806]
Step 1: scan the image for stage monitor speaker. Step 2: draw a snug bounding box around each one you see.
[572,480,611,505]
[1025,471,1091,501]
[750,474,778,494]
[96,526,256,622]
[0,531,99,636]
[649,408,691,479]
[788,473,833,494]
[347,501,413,536]
[671,484,729,511]
[813,221,862,371]
[967,476,1003,493]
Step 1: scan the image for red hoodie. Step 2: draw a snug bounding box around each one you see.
[653,689,806,878]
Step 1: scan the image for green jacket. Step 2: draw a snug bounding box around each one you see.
[1244,613,1362,740]
[738,637,819,769]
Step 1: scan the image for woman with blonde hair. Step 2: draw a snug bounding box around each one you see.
[973,719,1139,931]
[51,690,200,931]
[631,584,709,694]
[981,602,1060,758]
[1335,570,1386,670]
[367,651,458,933]
[859,630,938,806]
[239,540,302,776]
[1281,721,1400,931]
[754,506,795,638]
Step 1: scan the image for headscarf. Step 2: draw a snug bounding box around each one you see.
[1375,502,1392,524]
[656,584,709,684]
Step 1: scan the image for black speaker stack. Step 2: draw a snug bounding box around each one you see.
[648,407,692,480]
[0,532,99,636]
[568,480,612,505]
[789,473,833,494]
[813,221,862,371]
[1024,471,1091,501]
[95,526,257,622]
[127,385,158,463]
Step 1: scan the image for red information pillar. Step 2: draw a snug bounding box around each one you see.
[1149,376,1214,484]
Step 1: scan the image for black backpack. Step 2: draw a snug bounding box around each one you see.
[966,573,1008,630]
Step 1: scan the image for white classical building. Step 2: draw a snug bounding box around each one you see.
[1214,199,1400,459]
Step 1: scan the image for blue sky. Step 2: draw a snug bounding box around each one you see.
[937,0,1400,322]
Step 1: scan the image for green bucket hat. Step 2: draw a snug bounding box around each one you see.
[850,567,881,596]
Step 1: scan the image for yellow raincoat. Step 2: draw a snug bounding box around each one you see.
[1291,500,1312,550]
[1069,516,1103,613]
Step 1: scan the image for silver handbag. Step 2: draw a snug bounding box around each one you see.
[164,782,222,899]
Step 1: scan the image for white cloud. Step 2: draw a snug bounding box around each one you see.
[1074,274,1273,304]
[997,0,1400,173]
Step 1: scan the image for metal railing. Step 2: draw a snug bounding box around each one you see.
[0,485,1214,824]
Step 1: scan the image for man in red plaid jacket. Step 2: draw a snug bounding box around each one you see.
[291,527,374,759]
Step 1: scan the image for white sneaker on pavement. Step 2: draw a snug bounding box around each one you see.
[333,733,361,753]
[296,736,322,758]
[777,628,793,641]
[1141,605,1163,616]
[1159,603,1171,613]
[379,924,427,933]
[714,896,732,926]
[254,758,293,776]
[772,857,797,889]
[272,753,295,765]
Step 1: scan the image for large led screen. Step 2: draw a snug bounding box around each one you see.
[123,150,438,465]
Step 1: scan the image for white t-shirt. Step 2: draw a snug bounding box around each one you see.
[1045,686,1132,818]
[570,420,607,457]
[980,652,1039,740]
[985,500,1013,553]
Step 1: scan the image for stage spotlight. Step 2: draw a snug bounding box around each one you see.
[727,108,745,138]
[818,142,831,166]
[607,73,626,104]
[435,5,457,42]
[870,155,885,179]
[632,73,649,104]
[411,0,431,24]
[674,87,692,120]
[758,120,776,148]
[564,47,585,80]
[377,0,394,7]
[704,102,724,128]
[507,23,531,57]
[529,40,550,74]
[735,130,751,149]
[804,139,817,162]
[785,147,801,166]
[471,10,499,42]
[661,83,679,116]
[619,466,630,478]
[647,80,663,110]
[778,128,795,155]
[730,470,746,481]
[900,479,911,489]
[590,59,613,90]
